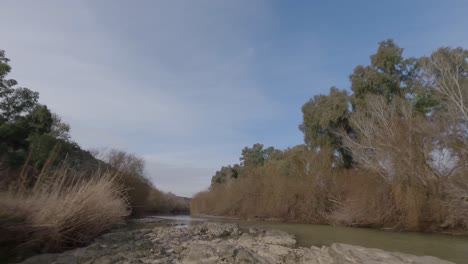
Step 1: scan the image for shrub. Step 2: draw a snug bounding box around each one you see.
[0,163,129,261]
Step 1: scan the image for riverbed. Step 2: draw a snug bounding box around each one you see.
[133,215,468,264]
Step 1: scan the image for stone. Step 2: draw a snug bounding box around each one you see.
[91,256,113,264]
[259,229,296,246]
[19,222,455,264]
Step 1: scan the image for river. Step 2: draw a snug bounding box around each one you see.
[133,215,468,264]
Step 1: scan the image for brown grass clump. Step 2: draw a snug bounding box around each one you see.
[0,163,129,260]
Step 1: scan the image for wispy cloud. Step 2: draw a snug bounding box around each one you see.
[1,0,278,196]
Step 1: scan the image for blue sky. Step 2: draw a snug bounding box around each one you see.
[2,0,467,196]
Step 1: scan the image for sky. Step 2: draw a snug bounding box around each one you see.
[1,0,468,197]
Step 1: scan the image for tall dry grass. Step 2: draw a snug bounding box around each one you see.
[191,97,468,233]
[0,162,129,260]
[191,147,342,223]
[93,149,190,216]
[192,161,468,233]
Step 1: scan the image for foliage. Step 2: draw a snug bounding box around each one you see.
[240,143,277,168]
[300,87,352,167]
[96,149,190,216]
[350,39,421,105]
[49,113,71,141]
[0,51,39,121]
[192,40,468,234]
[0,162,129,261]
[0,49,188,261]
[421,47,468,123]
[0,48,187,218]
[0,50,55,167]
[211,165,240,185]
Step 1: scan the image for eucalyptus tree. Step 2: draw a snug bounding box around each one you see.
[350,39,421,107]
[300,87,352,167]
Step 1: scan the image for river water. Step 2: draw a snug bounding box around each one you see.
[135,215,468,264]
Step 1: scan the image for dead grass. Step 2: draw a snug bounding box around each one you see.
[191,148,339,223]
[0,163,129,260]
[191,142,468,233]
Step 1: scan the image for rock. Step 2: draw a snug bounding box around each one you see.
[19,223,455,264]
[193,222,239,238]
[259,229,296,246]
[248,227,259,235]
[217,244,236,262]
[179,242,218,264]
[129,217,164,224]
[235,248,263,263]
[20,253,79,264]
[91,256,113,264]
[327,243,454,264]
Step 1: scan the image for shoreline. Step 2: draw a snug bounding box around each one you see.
[19,222,454,264]
[191,213,468,237]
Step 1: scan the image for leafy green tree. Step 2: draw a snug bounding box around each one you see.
[350,39,420,106]
[211,165,240,185]
[0,116,30,166]
[240,143,276,168]
[300,87,352,167]
[0,50,14,88]
[0,50,58,167]
[211,144,278,185]
[49,113,71,141]
[27,105,53,134]
[0,87,39,121]
[0,50,39,122]
[0,106,54,167]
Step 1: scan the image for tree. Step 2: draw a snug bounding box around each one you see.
[104,149,145,177]
[0,50,39,121]
[350,39,420,106]
[0,50,65,167]
[49,113,71,141]
[210,165,240,185]
[421,47,468,123]
[300,87,352,167]
[240,143,276,168]
[27,105,53,135]
[420,47,468,177]
[0,87,39,121]
[0,50,13,88]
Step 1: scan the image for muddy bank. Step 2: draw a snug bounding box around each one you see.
[19,222,453,264]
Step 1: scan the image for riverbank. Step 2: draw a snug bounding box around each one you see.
[19,221,455,264]
[194,213,468,236]
[151,215,468,263]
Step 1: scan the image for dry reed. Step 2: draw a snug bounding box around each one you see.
[0,162,129,259]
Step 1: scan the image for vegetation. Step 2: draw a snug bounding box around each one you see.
[0,50,189,261]
[0,163,128,260]
[191,40,468,234]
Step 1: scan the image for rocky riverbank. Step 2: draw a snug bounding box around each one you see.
[20,222,453,264]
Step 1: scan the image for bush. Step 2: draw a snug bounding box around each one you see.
[0,163,129,261]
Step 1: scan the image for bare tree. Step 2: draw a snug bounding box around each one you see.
[422,47,468,123]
